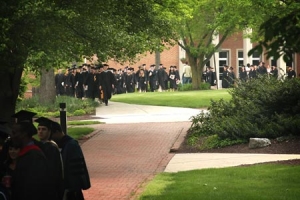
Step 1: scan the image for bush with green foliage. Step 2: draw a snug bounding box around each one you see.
[18,76,28,101]
[73,109,86,116]
[16,95,98,117]
[189,76,300,147]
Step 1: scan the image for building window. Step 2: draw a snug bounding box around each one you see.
[252,51,261,65]
[270,57,276,67]
[238,50,244,67]
[219,51,229,74]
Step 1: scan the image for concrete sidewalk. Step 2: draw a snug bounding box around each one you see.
[81,101,300,199]
[91,101,300,172]
[165,153,300,173]
[93,101,204,124]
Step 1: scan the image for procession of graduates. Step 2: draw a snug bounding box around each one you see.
[0,110,90,200]
[55,63,181,104]
[205,61,297,89]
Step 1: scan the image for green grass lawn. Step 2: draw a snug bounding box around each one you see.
[67,127,94,140]
[138,164,300,200]
[111,90,231,108]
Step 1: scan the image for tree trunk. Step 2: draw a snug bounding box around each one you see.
[39,68,56,104]
[0,67,23,124]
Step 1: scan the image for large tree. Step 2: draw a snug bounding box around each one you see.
[248,0,300,62]
[156,0,264,89]
[0,0,176,122]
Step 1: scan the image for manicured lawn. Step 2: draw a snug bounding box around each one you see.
[138,164,300,200]
[67,120,102,126]
[112,90,231,108]
[67,127,94,140]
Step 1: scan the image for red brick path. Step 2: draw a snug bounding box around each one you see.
[82,122,191,200]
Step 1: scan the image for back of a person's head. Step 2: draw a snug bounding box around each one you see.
[15,122,37,137]
[51,121,63,133]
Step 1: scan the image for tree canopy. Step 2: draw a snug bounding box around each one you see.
[0,0,177,121]
[248,0,300,62]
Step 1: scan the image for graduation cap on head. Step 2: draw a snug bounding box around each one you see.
[11,110,37,123]
[34,117,53,130]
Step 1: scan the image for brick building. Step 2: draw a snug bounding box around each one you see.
[106,31,300,86]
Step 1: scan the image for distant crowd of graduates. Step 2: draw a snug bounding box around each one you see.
[55,63,182,102]
[203,61,297,89]
[55,61,298,101]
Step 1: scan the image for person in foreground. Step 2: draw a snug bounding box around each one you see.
[50,121,91,200]
[10,111,59,200]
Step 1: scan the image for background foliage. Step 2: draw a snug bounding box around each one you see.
[188,76,300,148]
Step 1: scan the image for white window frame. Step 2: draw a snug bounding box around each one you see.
[252,51,261,65]
[237,50,244,67]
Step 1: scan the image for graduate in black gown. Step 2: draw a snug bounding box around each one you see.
[125,68,135,93]
[51,121,90,200]
[148,65,158,92]
[98,64,117,106]
[10,110,59,200]
[35,117,64,200]
[222,65,230,88]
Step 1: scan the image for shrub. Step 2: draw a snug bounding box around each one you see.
[73,109,86,116]
[16,95,98,118]
[188,76,300,145]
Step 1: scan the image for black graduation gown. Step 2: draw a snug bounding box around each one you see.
[58,135,90,200]
[99,71,117,101]
[222,70,230,88]
[148,70,158,91]
[157,68,165,90]
[11,144,59,200]
[114,73,123,94]
[169,71,177,89]
[55,73,65,96]
[249,69,257,80]
[239,71,248,82]
[125,74,135,93]
[41,141,64,200]
[84,72,99,100]
[75,72,84,98]
[138,75,147,91]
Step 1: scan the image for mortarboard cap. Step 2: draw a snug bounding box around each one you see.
[11,110,37,123]
[34,117,53,129]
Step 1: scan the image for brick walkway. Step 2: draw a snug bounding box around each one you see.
[81,122,191,200]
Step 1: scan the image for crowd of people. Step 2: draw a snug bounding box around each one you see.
[54,61,298,104]
[203,61,298,89]
[0,111,90,200]
[55,63,182,103]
